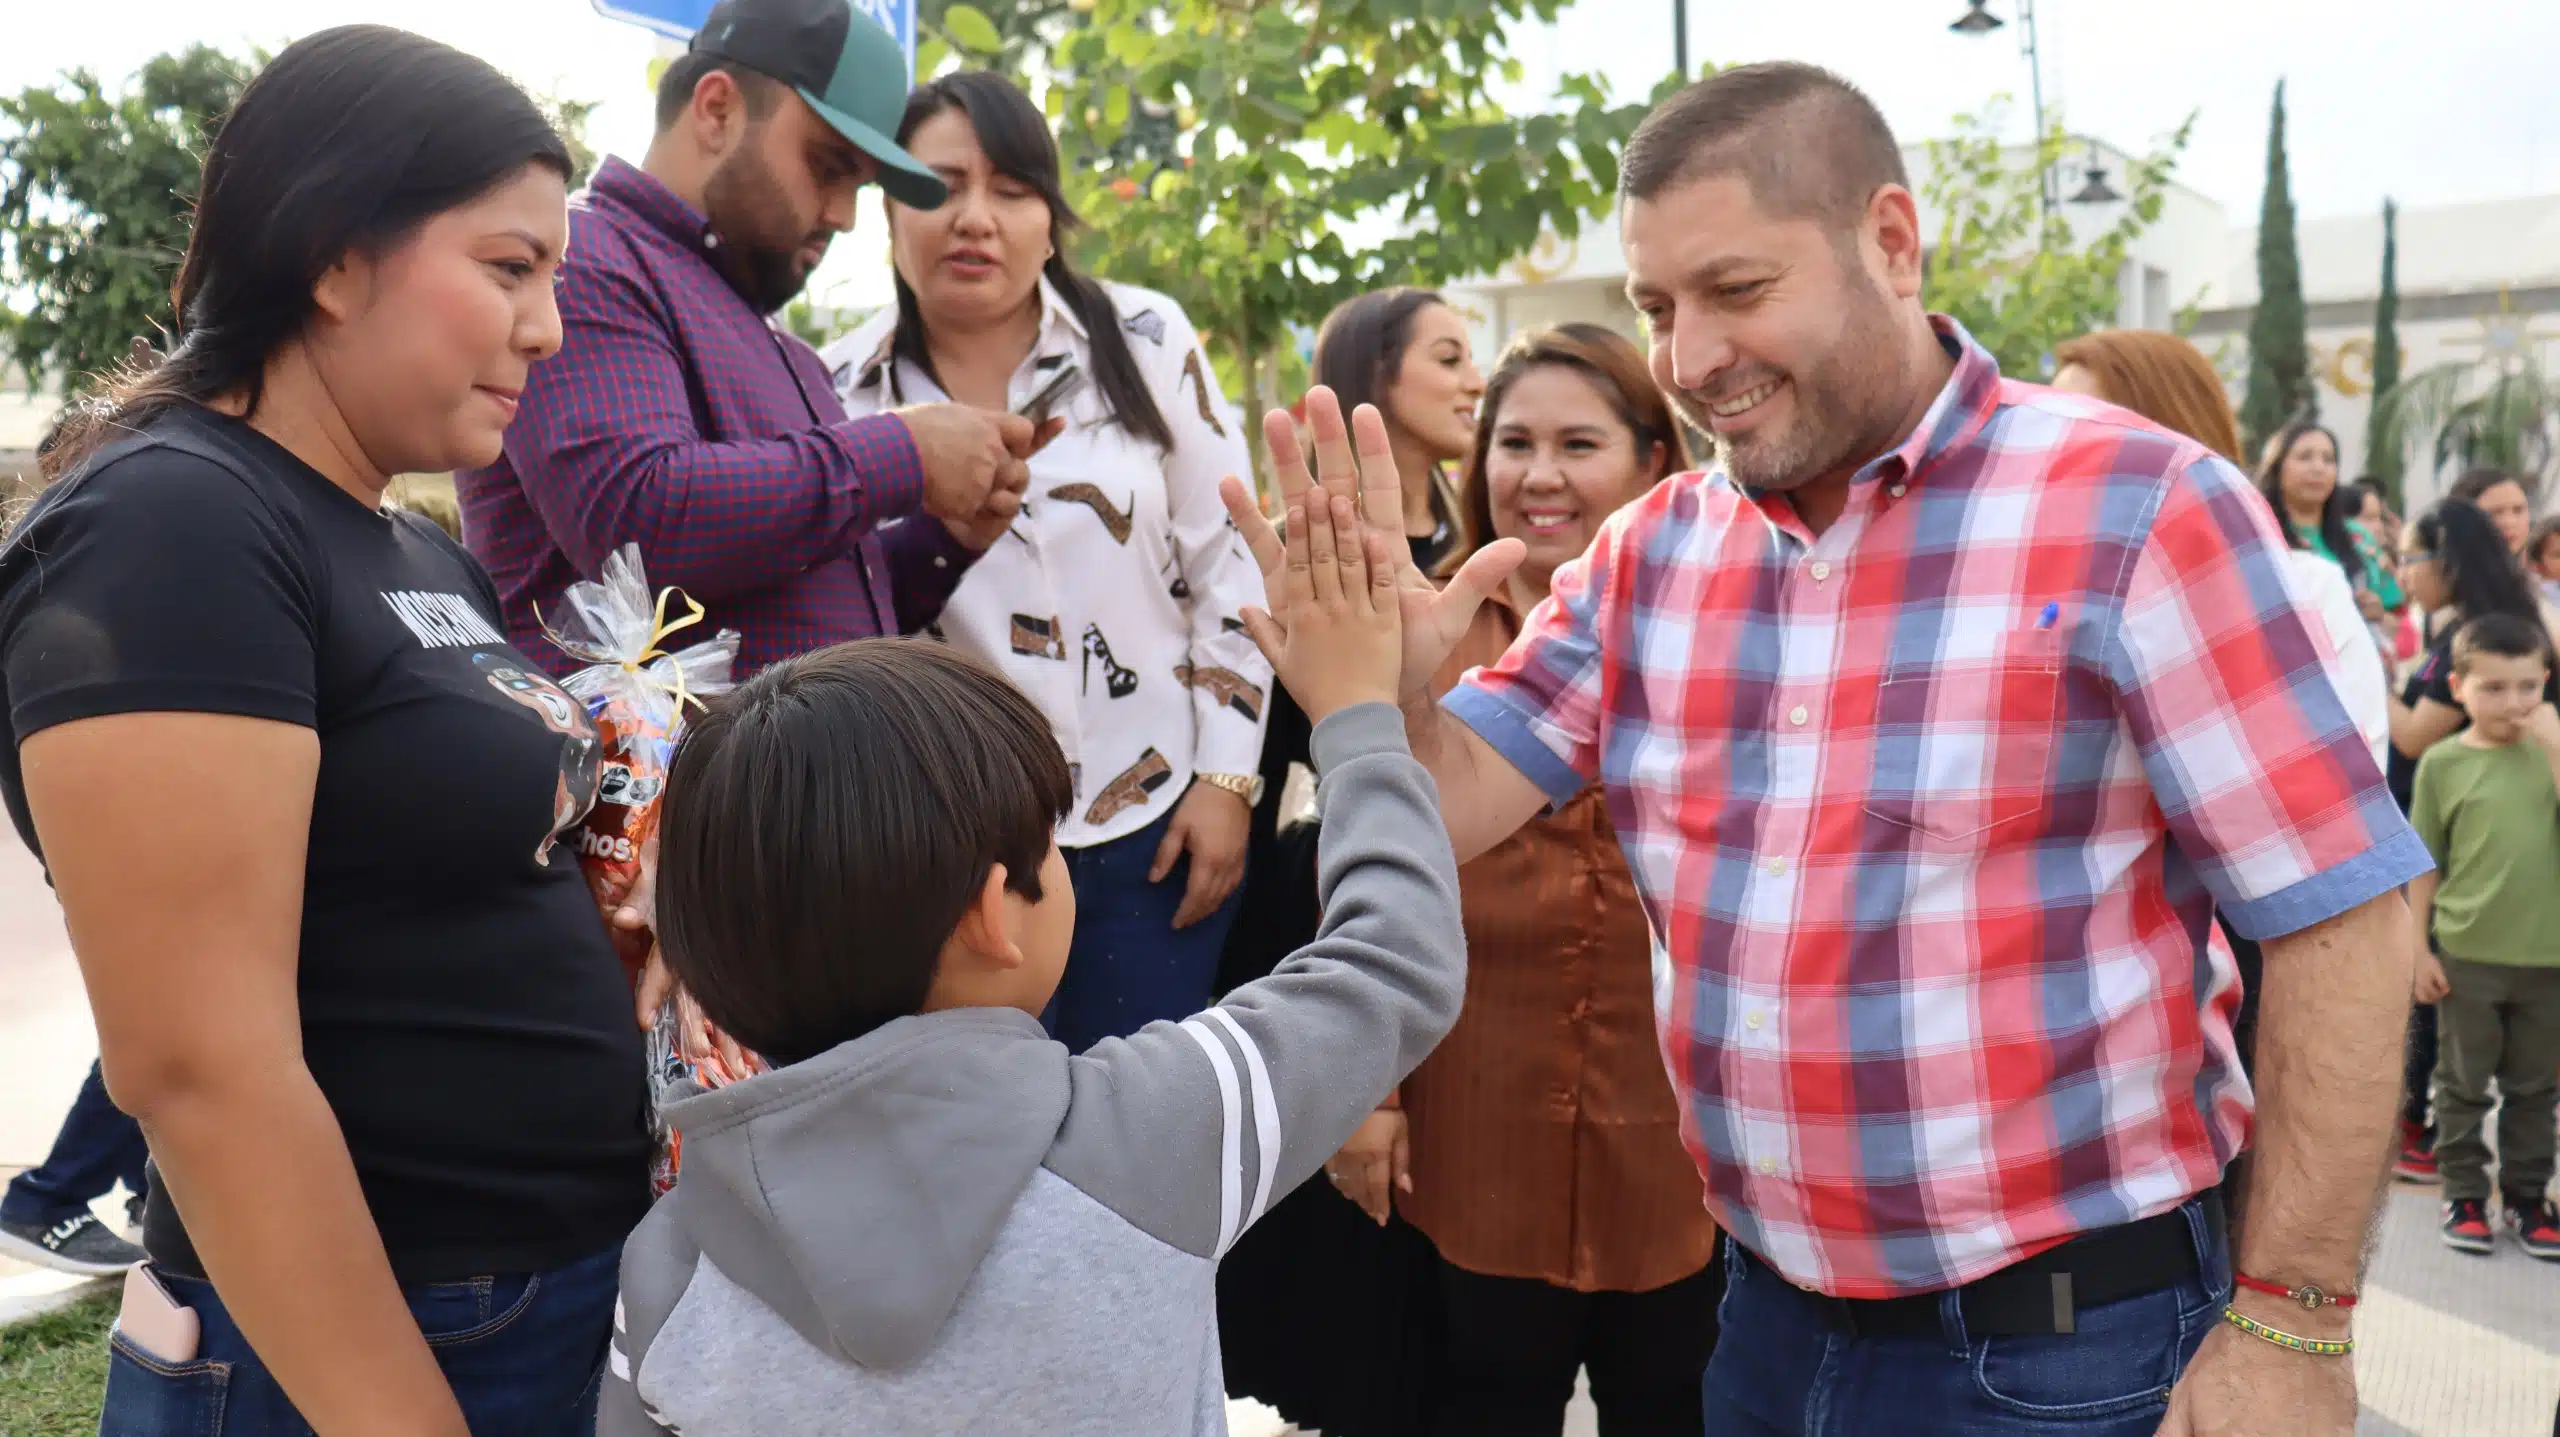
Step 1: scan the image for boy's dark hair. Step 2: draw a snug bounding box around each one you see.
[656,640,1073,1065]
[2450,612,2554,676]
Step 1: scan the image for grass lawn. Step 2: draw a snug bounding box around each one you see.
[0,1291,114,1435]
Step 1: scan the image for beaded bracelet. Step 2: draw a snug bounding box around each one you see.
[2222,1306,2354,1357]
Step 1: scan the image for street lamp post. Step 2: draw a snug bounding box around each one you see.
[1949,0,2051,217]
[1673,0,1688,82]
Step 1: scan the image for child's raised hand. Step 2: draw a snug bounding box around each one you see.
[1237,489,1400,723]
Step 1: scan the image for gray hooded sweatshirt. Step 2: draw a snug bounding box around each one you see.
[600,704,1465,1436]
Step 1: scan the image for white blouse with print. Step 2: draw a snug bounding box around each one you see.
[824,280,1272,849]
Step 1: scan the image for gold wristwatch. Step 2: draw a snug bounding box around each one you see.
[1194,771,1266,807]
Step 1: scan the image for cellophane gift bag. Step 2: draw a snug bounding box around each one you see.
[543,542,765,1194]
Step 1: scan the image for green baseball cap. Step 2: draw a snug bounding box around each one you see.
[690,0,948,208]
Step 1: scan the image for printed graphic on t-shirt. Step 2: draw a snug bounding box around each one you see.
[1181,350,1228,436]
[1086,747,1173,825]
[1011,614,1066,660]
[1049,484,1135,545]
[382,590,506,649]
[1082,622,1138,698]
[470,651,601,867]
[1176,663,1266,722]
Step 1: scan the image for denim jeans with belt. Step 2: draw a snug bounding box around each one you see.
[1702,1197,2230,1437]
[99,1240,624,1436]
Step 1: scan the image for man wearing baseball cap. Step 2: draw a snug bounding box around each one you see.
[461,0,1049,687]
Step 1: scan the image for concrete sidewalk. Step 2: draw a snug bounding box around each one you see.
[4,832,2554,1432]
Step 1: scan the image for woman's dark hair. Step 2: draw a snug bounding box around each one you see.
[1445,322,1687,577]
[2254,420,2359,579]
[888,72,1172,451]
[2449,466,2524,507]
[1313,286,1448,426]
[658,640,1074,1065]
[2412,500,2542,631]
[38,26,572,484]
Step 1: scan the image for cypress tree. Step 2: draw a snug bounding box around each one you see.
[2241,80,2314,457]
[2367,197,2404,501]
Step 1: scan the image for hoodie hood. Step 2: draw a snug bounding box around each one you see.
[660,1006,1071,1370]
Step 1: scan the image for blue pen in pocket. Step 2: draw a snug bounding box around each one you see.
[2037,601,2060,630]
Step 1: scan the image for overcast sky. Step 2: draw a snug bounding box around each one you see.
[6,0,2554,311]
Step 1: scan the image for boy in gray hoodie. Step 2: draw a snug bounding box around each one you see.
[601,492,1467,1435]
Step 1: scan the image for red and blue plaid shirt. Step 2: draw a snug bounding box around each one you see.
[458,158,972,676]
[1448,319,2430,1298]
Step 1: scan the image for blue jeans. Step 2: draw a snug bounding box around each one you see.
[1702,1199,2229,1437]
[1,1060,148,1227]
[98,1241,623,1436]
[1045,807,1246,1054]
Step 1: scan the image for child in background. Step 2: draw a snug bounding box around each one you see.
[2530,515,2560,609]
[2408,613,2560,1259]
[601,493,1470,1435]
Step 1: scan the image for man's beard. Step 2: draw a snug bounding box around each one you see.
[703,145,822,315]
[1672,275,1911,493]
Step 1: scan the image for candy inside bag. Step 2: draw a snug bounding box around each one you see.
[543,543,741,985]
[545,545,769,1191]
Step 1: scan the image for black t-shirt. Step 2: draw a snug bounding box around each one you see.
[0,407,649,1284]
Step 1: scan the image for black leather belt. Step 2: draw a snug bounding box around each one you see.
[1740,1194,2222,1339]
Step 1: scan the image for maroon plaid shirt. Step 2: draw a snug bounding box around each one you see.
[458,158,973,676]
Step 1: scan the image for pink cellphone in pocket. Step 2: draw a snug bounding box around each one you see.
[116,1265,201,1365]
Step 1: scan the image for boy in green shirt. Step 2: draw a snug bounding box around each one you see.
[2409,613,2560,1259]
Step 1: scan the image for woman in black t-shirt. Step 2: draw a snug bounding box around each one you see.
[0,30,646,1436]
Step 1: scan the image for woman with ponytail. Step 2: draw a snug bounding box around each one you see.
[829,72,1268,1055]
[1,28,649,1433]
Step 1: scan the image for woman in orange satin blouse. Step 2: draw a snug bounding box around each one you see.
[1323,322,1722,1436]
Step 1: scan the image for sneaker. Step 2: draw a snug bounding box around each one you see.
[2441,1198,2496,1255]
[2506,1199,2560,1262]
[2394,1119,2438,1181]
[0,1212,146,1276]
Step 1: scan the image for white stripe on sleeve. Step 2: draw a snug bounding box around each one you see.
[1200,1007,1282,1229]
[1181,1018,1246,1256]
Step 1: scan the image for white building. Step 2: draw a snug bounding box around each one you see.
[1445,138,2560,512]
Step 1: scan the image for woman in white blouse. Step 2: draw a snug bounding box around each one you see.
[827,72,1268,1053]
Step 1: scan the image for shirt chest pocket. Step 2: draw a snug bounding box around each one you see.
[1862,626,2066,844]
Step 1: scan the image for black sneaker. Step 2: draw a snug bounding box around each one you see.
[2441,1197,2496,1255]
[0,1212,146,1276]
[2506,1198,2560,1262]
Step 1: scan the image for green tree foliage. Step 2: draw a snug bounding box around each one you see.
[2366,197,2403,498]
[538,93,602,186]
[0,45,251,391]
[2373,315,2557,501]
[1918,103,2193,381]
[950,0,1664,472]
[2240,79,2313,455]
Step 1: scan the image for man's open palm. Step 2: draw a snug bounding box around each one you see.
[1220,386,1522,705]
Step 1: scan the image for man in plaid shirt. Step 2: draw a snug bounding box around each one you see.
[1228,64,2423,1437]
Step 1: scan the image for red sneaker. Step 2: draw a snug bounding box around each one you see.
[2506,1199,2560,1262]
[2395,1119,2439,1182]
[2442,1198,2495,1254]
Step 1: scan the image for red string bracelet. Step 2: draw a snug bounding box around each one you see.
[2232,1273,2355,1310]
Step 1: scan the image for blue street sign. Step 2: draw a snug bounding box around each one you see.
[589,0,916,79]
